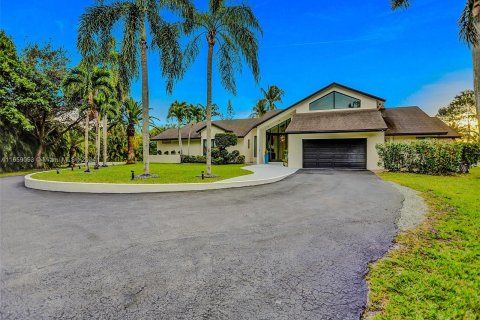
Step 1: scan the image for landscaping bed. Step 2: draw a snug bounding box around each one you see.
[30,163,252,184]
[364,168,480,319]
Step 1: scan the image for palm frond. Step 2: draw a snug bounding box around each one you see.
[391,0,410,9]
[459,0,479,47]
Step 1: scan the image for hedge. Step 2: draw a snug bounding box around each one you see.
[376,141,480,175]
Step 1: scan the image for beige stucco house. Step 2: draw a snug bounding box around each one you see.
[152,83,460,170]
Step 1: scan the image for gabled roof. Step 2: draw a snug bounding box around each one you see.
[151,109,283,140]
[285,109,388,134]
[382,106,456,136]
[428,117,462,138]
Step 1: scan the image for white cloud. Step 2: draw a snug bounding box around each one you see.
[401,70,474,116]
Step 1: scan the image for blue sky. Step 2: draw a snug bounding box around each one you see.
[0,0,473,124]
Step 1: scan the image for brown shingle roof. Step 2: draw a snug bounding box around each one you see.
[285,109,388,133]
[428,117,461,138]
[151,109,283,140]
[382,107,456,136]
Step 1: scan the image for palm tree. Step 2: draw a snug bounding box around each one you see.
[261,85,284,110]
[63,65,112,172]
[167,100,187,155]
[96,94,119,167]
[77,0,194,176]
[123,97,142,164]
[64,130,83,167]
[184,103,204,156]
[250,99,268,118]
[392,0,479,123]
[184,0,262,176]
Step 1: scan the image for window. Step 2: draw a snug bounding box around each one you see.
[309,91,361,110]
[254,136,257,157]
[248,139,250,149]
[203,139,215,155]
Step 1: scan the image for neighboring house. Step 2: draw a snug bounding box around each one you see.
[152,83,460,170]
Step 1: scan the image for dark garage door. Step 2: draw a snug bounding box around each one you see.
[303,139,367,169]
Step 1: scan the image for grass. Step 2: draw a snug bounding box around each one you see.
[0,170,38,178]
[30,163,252,184]
[364,168,480,319]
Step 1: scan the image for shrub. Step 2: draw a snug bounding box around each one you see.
[236,155,245,164]
[377,140,479,175]
[195,155,206,163]
[212,157,224,165]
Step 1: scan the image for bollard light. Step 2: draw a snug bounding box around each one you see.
[131,170,135,180]
[201,171,204,180]
[56,169,60,174]
[71,166,74,171]
[78,165,81,169]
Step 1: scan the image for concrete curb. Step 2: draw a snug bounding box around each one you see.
[24,169,297,194]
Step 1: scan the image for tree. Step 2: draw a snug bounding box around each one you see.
[184,0,262,176]
[261,85,284,110]
[250,99,268,118]
[225,99,235,120]
[214,132,237,150]
[95,93,119,166]
[123,97,142,164]
[63,65,112,171]
[167,100,187,155]
[391,0,480,126]
[64,129,83,167]
[437,90,479,142]
[78,0,194,177]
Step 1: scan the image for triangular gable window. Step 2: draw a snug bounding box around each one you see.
[309,91,361,110]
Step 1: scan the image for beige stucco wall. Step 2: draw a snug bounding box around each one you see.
[287,132,385,170]
[294,86,381,113]
[156,139,202,156]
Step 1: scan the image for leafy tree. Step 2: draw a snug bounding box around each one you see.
[78,0,194,176]
[225,99,235,120]
[250,99,268,118]
[123,97,142,164]
[184,0,262,176]
[167,100,188,155]
[63,65,113,171]
[64,129,84,167]
[437,90,479,142]
[214,133,237,150]
[391,0,480,126]
[261,85,284,110]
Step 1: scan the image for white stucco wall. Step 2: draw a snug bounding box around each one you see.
[288,132,385,170]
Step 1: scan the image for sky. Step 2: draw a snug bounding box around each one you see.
[0,0,473,124]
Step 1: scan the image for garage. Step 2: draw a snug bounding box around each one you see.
[303,139,367,169]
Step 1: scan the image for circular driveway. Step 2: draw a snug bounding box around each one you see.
[1,170,402,319]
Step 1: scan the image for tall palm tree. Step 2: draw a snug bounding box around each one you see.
[77,0,194,176]
[167,100,187,155]
[392,0,479,122]
[96,94,119,167]
[261,85,284,110]
[184,0,262,176]
[250,99,268,118]
[184,103,204,156]
[123,97,142,164]
[63,65,112,172]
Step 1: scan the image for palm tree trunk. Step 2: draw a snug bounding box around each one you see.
[206,41,214,176]
[85,93,93,172]
[141,19,150,175]
[178,120,183,155]
[102,116,108,166]
[127,122,135,164]
[95,112,100,168]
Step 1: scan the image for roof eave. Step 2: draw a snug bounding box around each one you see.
[285,128,387,134]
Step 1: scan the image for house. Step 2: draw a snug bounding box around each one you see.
[152,83,460,170]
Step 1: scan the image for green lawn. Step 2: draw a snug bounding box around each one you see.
[364,168,480,319]
[31,163,252,184]
[0,170,38,178]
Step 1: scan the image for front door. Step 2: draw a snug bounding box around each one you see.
[266,119,291,162]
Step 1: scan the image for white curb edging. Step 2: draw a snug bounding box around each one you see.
[24,168,297,194]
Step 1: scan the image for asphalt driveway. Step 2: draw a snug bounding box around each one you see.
[0,170,402,320]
